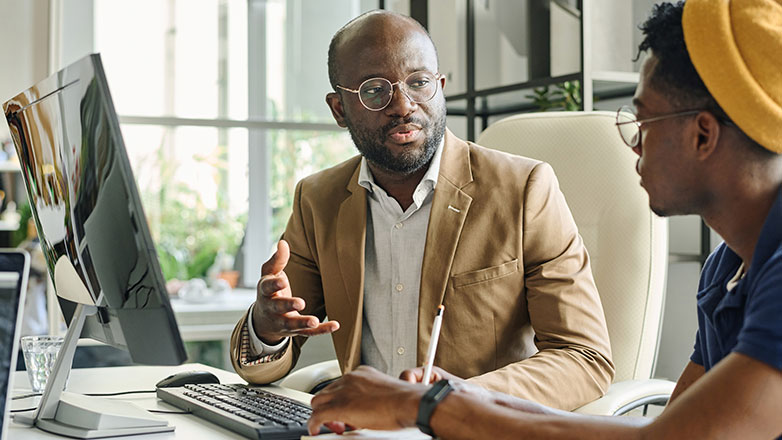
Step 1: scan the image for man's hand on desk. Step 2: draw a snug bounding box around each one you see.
[252,239,340,344]
[308,366,564,437]
[308,366,426,435]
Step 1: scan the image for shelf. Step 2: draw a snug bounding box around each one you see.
[0,161,21,173]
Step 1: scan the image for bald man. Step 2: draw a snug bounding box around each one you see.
[230,10,613,410]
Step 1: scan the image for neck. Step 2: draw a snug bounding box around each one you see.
[367,161,430,211]
[702,160,782,268]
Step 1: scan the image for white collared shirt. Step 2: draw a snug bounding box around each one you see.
[357,139,443,376]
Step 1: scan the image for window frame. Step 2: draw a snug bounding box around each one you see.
[55,0,345,287]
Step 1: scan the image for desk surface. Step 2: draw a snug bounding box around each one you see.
[8,364,428,439]
[8,363,312,439]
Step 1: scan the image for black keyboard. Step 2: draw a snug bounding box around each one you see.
[157,383,313,439]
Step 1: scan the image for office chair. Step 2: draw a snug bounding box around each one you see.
[477,111,673,415]
[283,111,674,416]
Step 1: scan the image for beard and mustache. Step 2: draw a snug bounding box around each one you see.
[343,101,447,176]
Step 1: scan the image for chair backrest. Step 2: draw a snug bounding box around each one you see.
[476,111,668,382]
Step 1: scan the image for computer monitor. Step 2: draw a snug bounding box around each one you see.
[0,249,29,440]
[2,54,187,438]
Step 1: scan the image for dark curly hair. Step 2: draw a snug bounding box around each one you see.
[637,2,773,156]
[636,2,728,118]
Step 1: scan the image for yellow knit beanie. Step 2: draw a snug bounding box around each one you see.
[683,0,782,153]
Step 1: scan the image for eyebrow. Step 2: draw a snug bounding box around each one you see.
[355,68,432,84]
[631,97,644,109]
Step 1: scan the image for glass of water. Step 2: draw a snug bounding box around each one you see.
[20,335,64,393]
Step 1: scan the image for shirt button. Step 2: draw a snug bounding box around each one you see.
[395,283,404,292]
[397,346,405,355]
[394,222,404,229]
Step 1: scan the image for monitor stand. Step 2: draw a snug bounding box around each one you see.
[13,303,175,438]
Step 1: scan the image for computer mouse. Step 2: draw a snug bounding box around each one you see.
[156,370,220,388]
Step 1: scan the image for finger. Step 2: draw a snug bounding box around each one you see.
[307,416,325,436]
[266,296,305,314]
[324,421,346,434]
[261,239,290,276]
[273,314,320,332]
[258,272,291,297]
[285,320,340,337]
[399,367,423,383]
[307,406,335,436]
[432,366,461,382]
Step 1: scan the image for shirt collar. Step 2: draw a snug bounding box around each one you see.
[357,137,445,195]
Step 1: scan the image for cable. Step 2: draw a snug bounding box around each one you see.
[148,409,191,415]
[84,390,156,397]
[13,389,156,400]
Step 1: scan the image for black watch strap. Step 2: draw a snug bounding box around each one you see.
[416,379,453,437]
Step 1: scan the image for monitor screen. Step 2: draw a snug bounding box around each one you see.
[2,54,186,366]
[0,250,27,438]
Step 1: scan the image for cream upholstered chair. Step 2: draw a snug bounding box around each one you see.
[477,111,673,415]
[283,111,674,415]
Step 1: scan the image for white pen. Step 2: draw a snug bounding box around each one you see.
[422,305,445,385]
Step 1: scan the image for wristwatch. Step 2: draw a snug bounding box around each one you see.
[415,379,454,437]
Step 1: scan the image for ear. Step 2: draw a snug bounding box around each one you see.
[693,111,722,160]
[326,92,348,128]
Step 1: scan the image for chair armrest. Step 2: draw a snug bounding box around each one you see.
[279,359,341,393]
[573,379,676,416]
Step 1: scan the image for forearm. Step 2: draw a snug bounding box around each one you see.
[429,390,650,440]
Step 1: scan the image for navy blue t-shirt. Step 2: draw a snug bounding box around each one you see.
[691,188,782,372]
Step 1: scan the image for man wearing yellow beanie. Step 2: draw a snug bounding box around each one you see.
[304,1,782,438]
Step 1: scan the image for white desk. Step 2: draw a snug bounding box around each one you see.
[9,363,429,439]
[8,363,312,439]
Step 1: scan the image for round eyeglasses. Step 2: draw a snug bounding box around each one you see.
[615,105,702,148]
[336,71,442,111]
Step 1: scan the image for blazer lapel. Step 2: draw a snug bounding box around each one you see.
[335,163,367,371]
[417,130,474,364]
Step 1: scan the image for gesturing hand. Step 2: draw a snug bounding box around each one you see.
[251,240,339,344]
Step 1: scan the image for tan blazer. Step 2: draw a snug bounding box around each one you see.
[230,129,614,410]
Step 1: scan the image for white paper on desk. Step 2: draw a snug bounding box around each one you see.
[301,427,430,439]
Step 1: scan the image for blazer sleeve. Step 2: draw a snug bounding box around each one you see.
[468,162,615,410]
[229,179,328,384]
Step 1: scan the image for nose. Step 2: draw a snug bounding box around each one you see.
[631,143,642,157]
[383,82,416,118]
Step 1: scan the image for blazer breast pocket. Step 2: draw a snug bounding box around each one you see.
[451,259,519,288]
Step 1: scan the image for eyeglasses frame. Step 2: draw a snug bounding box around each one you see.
[615,105,704,148]
[335,71,443,112]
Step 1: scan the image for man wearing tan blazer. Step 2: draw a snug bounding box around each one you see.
[230,10,613,411]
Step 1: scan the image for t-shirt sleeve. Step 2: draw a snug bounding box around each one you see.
[734,264,782,370]
[690,329,704,366]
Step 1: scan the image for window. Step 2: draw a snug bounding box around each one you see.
[81,0,376,286]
